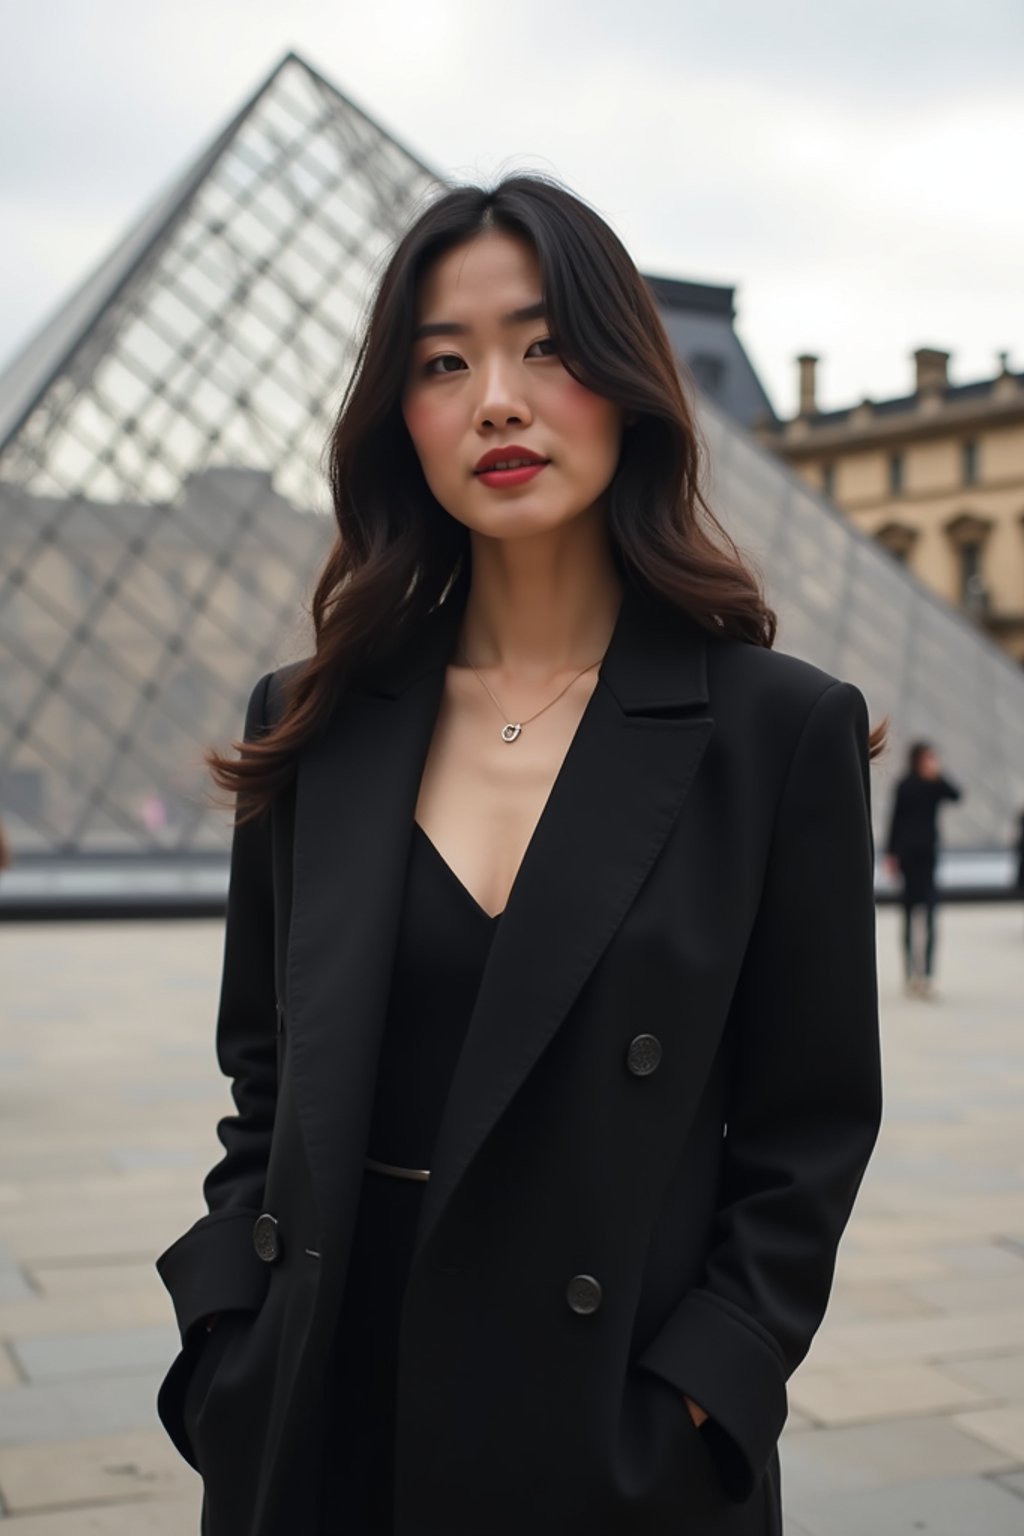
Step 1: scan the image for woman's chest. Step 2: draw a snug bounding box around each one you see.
[413,666,600,920]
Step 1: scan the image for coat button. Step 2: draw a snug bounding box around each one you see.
[626,1033,662,1076]
[566,1274,603,1315]
[253,1213,281,1263]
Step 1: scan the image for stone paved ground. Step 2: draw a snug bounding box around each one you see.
[0,902,1022,1532]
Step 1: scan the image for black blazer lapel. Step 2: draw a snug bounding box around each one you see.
[412,584,714,1265]
[284,592,465,1238]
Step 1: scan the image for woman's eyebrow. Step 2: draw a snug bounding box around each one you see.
[412,301,546,343]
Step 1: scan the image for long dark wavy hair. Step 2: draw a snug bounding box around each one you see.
[208,172,887,821]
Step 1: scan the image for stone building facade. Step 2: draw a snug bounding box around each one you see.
[758,350,1024,665]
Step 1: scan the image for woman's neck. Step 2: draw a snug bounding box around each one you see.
[456,520,624,680]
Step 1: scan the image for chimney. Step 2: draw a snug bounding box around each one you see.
[914,348,950,398]
[993,350,1020,400]
[797,354,818,417]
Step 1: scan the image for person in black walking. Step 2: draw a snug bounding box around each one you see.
[884,741,962,998]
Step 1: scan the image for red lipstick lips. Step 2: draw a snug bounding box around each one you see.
[473,445,550,490]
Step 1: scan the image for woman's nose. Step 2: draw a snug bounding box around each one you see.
[474,361,532,431]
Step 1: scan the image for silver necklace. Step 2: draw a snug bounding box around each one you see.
[457,642,603,743]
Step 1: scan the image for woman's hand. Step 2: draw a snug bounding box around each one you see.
[684,1394,708,1428]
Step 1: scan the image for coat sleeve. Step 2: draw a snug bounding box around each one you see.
[156,671,279,1345]
[636,679,883,1500]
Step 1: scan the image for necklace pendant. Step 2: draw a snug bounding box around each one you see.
[501,722,522,743]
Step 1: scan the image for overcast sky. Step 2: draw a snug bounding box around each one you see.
[3,0,1022,416]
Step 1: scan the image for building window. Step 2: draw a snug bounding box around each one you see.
[962,439,978,485]
[875,521,917,564]
[945,511,994,617]
[822,463,836,498]
[960,542,987,612]
[888,453,904,495]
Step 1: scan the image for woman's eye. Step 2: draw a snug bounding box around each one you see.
[424,354,466,376]
[422,338,557,376]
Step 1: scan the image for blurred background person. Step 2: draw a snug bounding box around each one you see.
[884,742,962,998]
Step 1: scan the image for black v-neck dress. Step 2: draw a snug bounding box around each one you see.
[319,821,502,1535]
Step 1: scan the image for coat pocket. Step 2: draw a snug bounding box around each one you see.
[616,1363,726,1521]
[182,1315,244,1432]
[158,1310,259,1471]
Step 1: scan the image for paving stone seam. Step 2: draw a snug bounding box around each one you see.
[989,1468,1024,1502]
[0,1493,181,1518]
[786,1400,1015,1433]
[11,1252,161,1271]
[0,1341,28,1387]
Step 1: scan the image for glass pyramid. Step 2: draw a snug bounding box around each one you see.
[1,52,1021,858]
[0,54,438,853]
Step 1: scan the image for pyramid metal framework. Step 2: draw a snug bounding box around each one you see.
[1,52,1022,857]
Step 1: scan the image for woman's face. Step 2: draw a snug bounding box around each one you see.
[401,229,625,541]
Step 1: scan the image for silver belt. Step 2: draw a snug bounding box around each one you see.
[364,1156,431,1182]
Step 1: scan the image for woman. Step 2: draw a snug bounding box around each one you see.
[155,174,885,1536]
[884,741,962,998]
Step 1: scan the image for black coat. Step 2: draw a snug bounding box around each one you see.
[155,577,882,1536]
[886,772,962,904]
